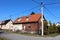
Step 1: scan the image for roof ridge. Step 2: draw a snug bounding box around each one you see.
[18,13,41,18]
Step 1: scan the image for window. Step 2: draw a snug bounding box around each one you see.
[24,26,26,30]
[26,18,29,21]
[27,26,31,28]
[18,18,21,21]
[26,17,29,21]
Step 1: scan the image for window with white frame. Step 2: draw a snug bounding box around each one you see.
[18,18,21,21]
[26,17,29,21]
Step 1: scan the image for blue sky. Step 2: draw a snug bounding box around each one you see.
[0,0,60,23]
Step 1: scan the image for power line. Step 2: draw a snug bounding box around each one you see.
[7,1,60,21]
[44,2,60,5]
[21,6,39,13]
[10,1,60,17]
[32,0,60,6]
[44,6,60,20]
[32,0,60,21]
[32,0,40,4]
[9,6,39,17]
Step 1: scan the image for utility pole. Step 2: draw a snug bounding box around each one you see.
[41,2,44,36]
[32,0,44,36]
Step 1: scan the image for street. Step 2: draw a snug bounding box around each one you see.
[0,32,60,40]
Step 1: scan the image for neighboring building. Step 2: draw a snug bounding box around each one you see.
[56,22,60,26]
[0,19,13,30]
[0,22,1,29]
[14,13,43,34]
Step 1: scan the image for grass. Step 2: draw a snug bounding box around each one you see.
[3,30,60,37]
[20,33,60,37]
[8,31,41,37]
[44,33,60,37]
[0,37,8,40]
[7,32,60,37]
[20,33,41,37]
[13,32,60,37]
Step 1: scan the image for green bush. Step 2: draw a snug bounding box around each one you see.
[57,25,60,33]
[48,22,58,34]
[44,20,48,35]
[44,21,58,35]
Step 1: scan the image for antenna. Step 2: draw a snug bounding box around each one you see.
[9,15,12,20]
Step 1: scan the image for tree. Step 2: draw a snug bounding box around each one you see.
[48,22,58,34]
[57,25,60,33]
[44,20,48,35]
[48,21,53,34]
[52,23,58,33]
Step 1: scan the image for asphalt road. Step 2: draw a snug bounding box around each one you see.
[0,32,60,40]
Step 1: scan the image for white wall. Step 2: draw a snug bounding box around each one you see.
[13,24,22,31]
[1,21,13,30]
[1,25,6,29]
[56,23,60,26]
[6,21,13,30]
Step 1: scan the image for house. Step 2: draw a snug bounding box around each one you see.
[0,19,13,30]
[13,13,43,34]
[56,22,60,26]
[0,22,1,29]
[13,18,23,31]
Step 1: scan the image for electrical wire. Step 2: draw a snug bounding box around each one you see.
[8,0,60,20]
[9,6,39,18]
[44,6,60,20]
[10,1,60,17]
[21,6,39,13]
[32,0,40,4]
[32,0,60,5]
[44,2,60,5]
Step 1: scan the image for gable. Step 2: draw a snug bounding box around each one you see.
[1,19,13,25]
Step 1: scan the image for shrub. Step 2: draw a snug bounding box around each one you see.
[57,25,60,33]
[44,20,48,35]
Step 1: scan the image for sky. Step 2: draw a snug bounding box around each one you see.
[0,0,60,23]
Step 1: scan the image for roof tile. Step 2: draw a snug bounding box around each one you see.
[14,13,42,24]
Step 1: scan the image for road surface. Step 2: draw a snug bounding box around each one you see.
[0,32,60,40]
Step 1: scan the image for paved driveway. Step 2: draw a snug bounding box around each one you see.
[0,32,60,40]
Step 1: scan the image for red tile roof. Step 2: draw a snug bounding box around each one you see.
[14,13,42,24]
